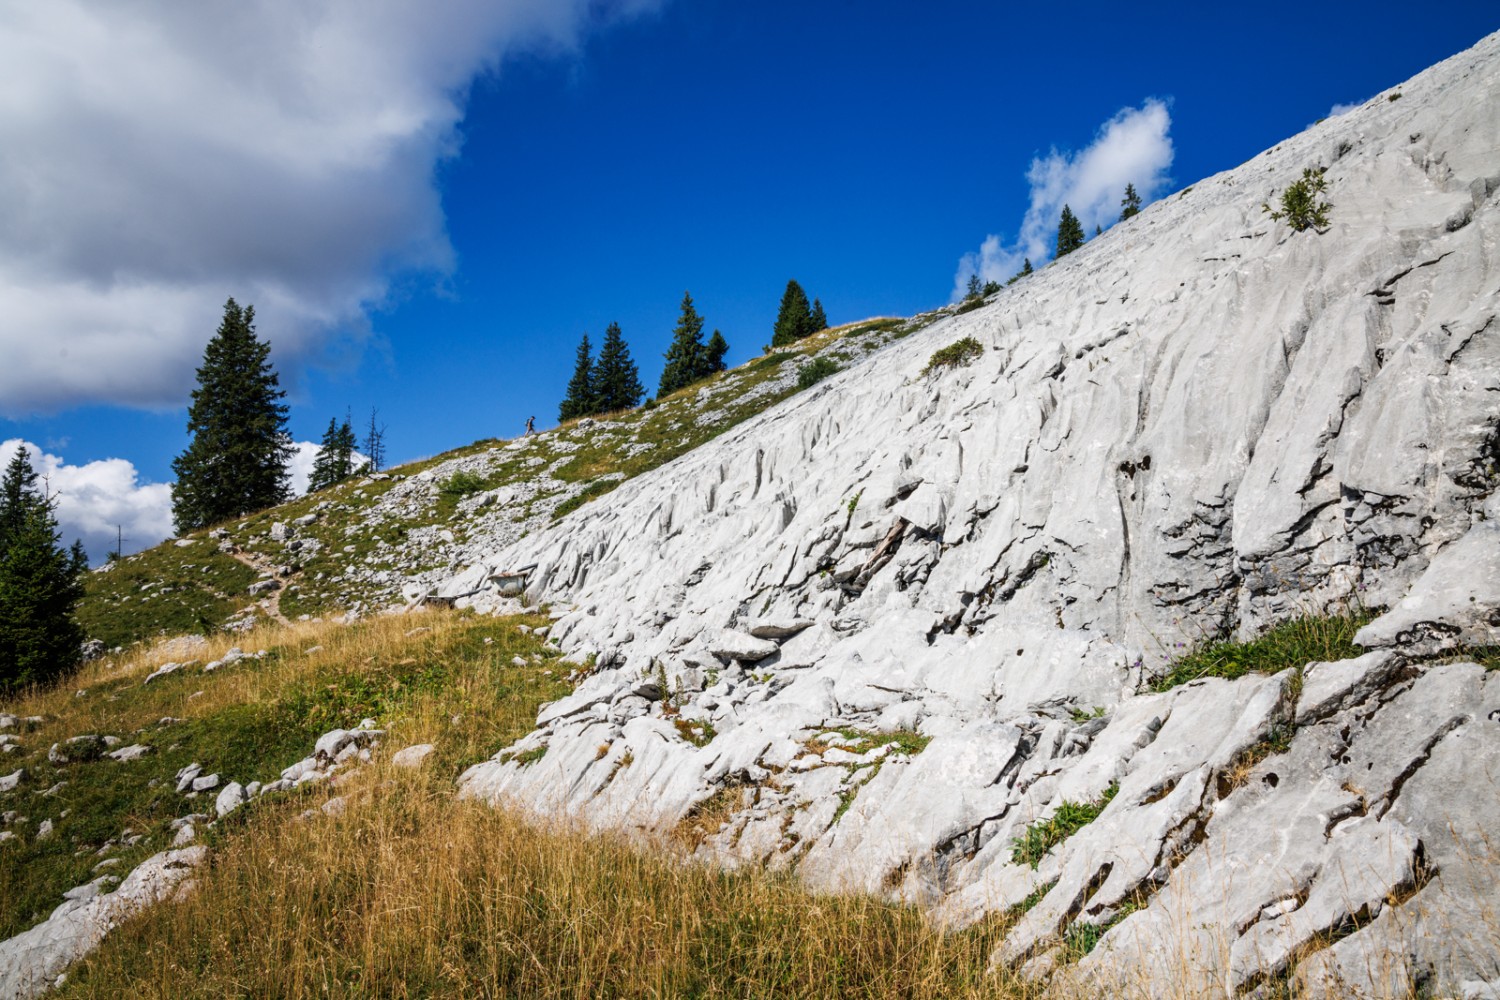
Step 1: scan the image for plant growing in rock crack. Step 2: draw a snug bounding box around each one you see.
[1148,610,1372,693]
[1011,783,1118,869]
[1263,167,1332,232]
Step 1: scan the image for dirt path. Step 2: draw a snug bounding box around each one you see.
[226,547,294,629]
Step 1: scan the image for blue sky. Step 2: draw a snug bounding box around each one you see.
[1,1,1495,558]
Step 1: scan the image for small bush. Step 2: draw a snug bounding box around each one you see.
[923,337,984,375]
[1263,167,1332,232]
[438,470,487,497]
[796,357,840,389]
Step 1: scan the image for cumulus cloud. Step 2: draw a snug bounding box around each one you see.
[954,100,1174,299]
[1327,101,1364,118]
[0,0,662,416]
[2,438,173,562]
[2,438,355,562]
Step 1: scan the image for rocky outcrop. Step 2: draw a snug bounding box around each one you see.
[0,846,206,1000]
[452,32,1500,995]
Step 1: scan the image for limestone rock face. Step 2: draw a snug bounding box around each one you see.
[0,847,205,1000]
[454,33,1500,994]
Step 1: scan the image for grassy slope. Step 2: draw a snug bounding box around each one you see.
[1,610,567,942]
[0,607,1037,999]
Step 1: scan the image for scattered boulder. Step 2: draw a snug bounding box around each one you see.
[214,782,248,818]
[106,745,153,763]
[0,769,25,793]
[390,744,436,769]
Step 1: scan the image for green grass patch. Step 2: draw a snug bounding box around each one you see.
[796,356,840,389]
[1011,783,1119,869]
[923,336,984,375]
[79,547,258,649]
[1149,611,1374,693]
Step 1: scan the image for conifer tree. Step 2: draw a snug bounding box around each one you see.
[1095,224,1102,237]
[1022,257,1033,275]
[1120,183,1142,220]
[171,299,294,533]
[659,292,708,397]
[966,274,982,300]
[1055,205,1086,258]
[810,298,828,332]
[0,446,85,691]
[705,330,729,374]
[594,322,645,413]
[363,407,387,473]
[559,333,597,422]
[771,280,815,347]
[308,416,357,492]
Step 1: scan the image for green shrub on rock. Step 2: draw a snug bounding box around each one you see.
[922,337,984,375]
[1263,167,1332,232]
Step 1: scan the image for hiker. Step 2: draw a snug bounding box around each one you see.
[524,415,535,436]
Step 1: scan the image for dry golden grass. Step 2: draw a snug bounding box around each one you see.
[55,763,1039,999]
[4,609,1039,998]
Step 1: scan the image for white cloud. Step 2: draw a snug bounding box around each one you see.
[954,100,1174,299]
[1327,101,1364,118]
[2,438,172,562]
[2,438,356,561]
[0,0,662,416]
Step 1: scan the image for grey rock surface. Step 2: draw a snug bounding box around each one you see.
[444,32,1500,996]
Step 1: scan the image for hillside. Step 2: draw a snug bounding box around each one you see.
[79,313,930,648]
[5,29,1499,1000]
[449,32,1500,997]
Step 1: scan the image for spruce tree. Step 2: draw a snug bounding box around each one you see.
[308,416,357,492]
[810,298,828,332]
[1055,205,1086,258]
[559,333,597,422]
[966,274,982,300]
[594,322,645,413]
[1120,183,1142,220]
[363,407,387,473]
[771,280,815,347]
[0,445,39,554]
[1022,257,1033,275]
[308,418,343,493]
[705,330,729,374]
[0,446,85,691]
[659,292,708,397]
[171,299,294,533]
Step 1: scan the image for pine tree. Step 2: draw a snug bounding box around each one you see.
[0,446,85,691]
[1094,224,1102,237]
[0,445,39,554]
[966,274,982,300]
[308,415,358,492]
[171,299,294,533]
[1022,257,1033,275]
[594,322,645,413]
[810,298,828,332]
[1055,205,1086,258]
[559,333,597,422]
[705,330,729,374]
[771,280,815,347]
[1120,183,1142,221]
[363,407,387,473]
[308,419,344,493]
[659,292,708,397]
